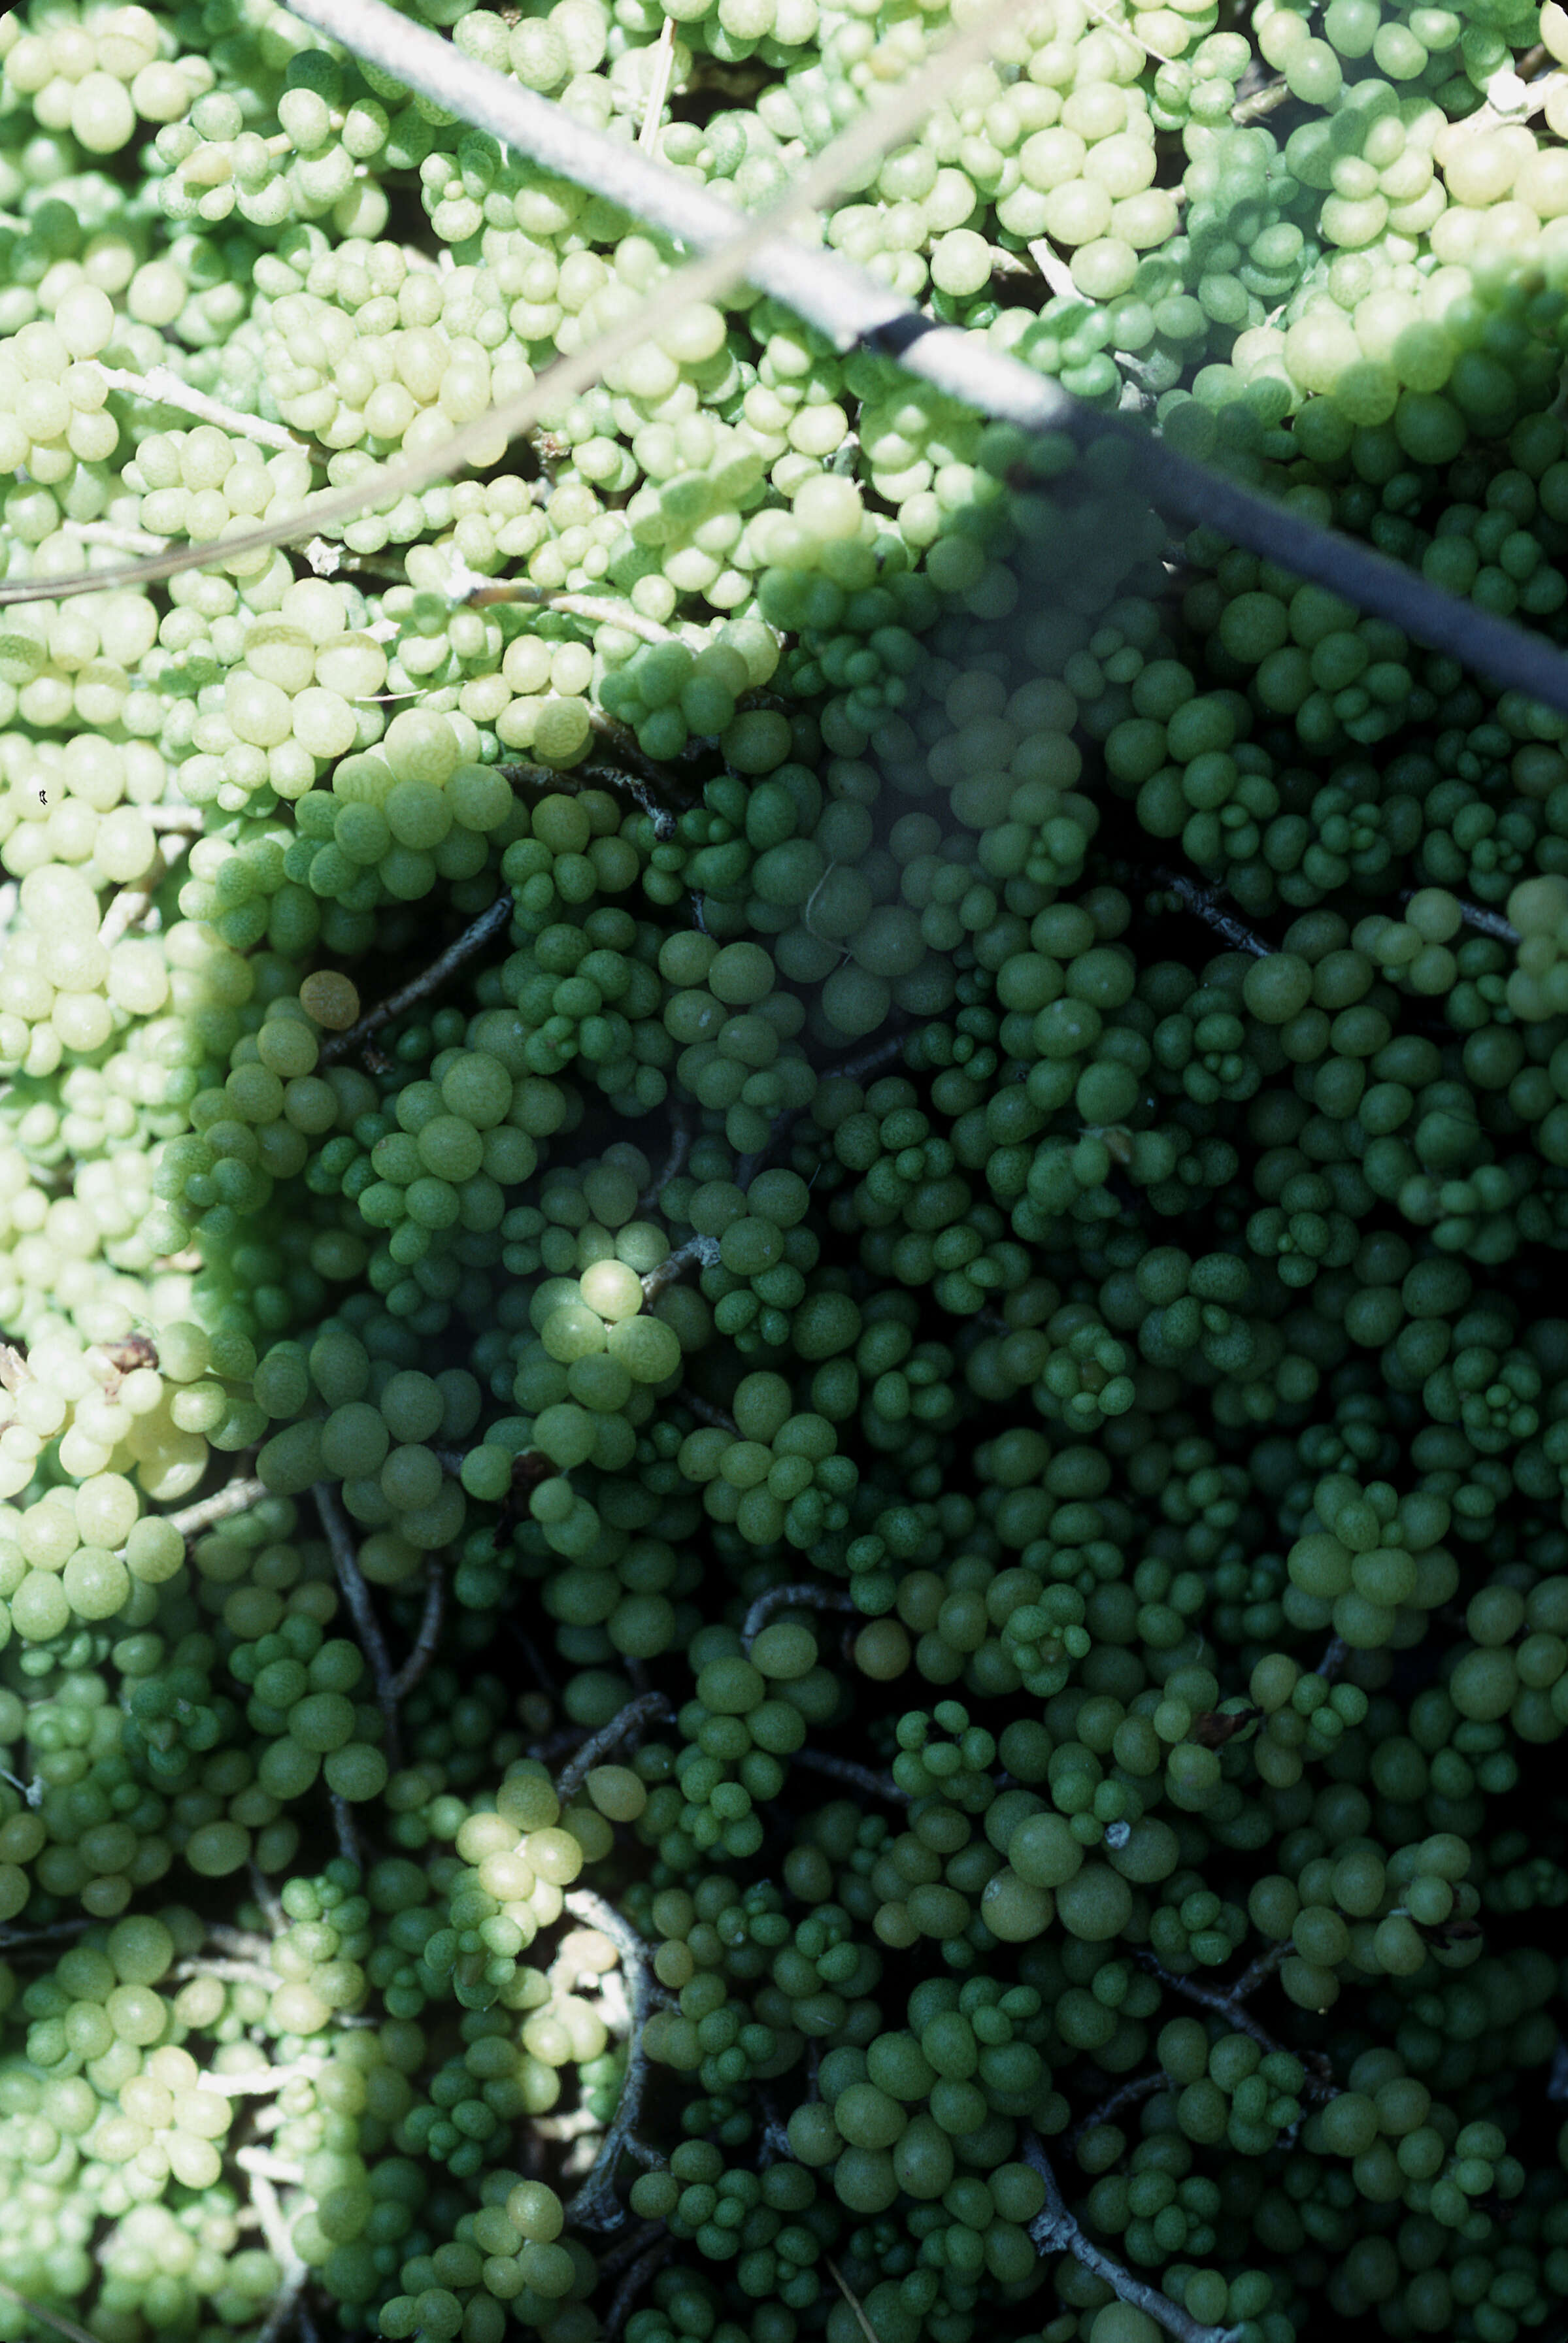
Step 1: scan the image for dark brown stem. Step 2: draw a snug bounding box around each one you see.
[314,1484,401,1774]
[597,2219,668,2284]
[641,1113,693,1210]
[1135,1946,1337,2097]
[602,2238,673,2342]
[319,894,513,1063]
[389,1559,444,1702]
[329,1789,363,1872]
[555,1691,675,1805]
[741,1583,857,1652]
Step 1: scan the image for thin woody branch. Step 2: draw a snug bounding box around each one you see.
[1022,2134,1243,2343]
[555,1691,675,1806]
[1399,887,1519,946]
[1150,871,1271,959]
[562,1887,666,2229]
[741,1583,858,1653]
[1135,1945,1337,2097]
[163,1473,267,1542]
[318,895,514,1063]
[314,1484,401,1774]
[389,1559,445,1704]
[641,1233,720,1301]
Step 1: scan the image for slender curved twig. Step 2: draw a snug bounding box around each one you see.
[389,1560,445,1704]
[555,1691,675,1806]
[1150,871,1272,959]
[603,2238,674,2343]
[1135,1946,1337,2096]
[641,1234,721,1301]
[164,1474,267,1541]
[741,1584,858,1652]
[1021,2135,1244,2343]
[314,1484,400,1774]
[562,1889,665,2229]
[1398,889,1520,946]
[319,896,514,1063]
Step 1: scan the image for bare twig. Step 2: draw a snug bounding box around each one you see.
[208,1923,275,1958]
[741,1583,857,1652]
[1399,888,1519,946]
[241,2151,312,2343]
[163,1473,266,1541]
[598,2220,669,2285]
[587,710,673,784]
[1021,2135,1244,2343]
[603,2236,673,2341]
[1135,1946,1335,2095]
[95,365,310,454]
[389,1559,445,1703]
[501,759,685,839]
[563,1888,665,2229]
[1438,48,1558,146]
[99,841,183,946]
[329,1789,363,1872]
[64,517,170,556]
[1151,871,1271,958]
[826,2263,884,2343]
[1318,1635,1349,1685]
[1084,0,1176,67]
[198,2060,326,2095]
[1227,1939,1295,2002]
[831,1029,912,1086]
[555,1691,675,1805]
[314,1484,400,1773]
[641,1233,721,1301]
[320,894,514,1062]
[171,1958,280,1989]
[641,1114,693,1210]
[235,2145,307,2193]
[0,1916,98,1953]
[638,13,678,153]
[1134,1948,1284,2053]
[678,1388,737,1434]
[1231,76,1289,121]
[466,580,680,646]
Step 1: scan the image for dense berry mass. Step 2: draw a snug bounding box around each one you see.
[2,7,1568,2343]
